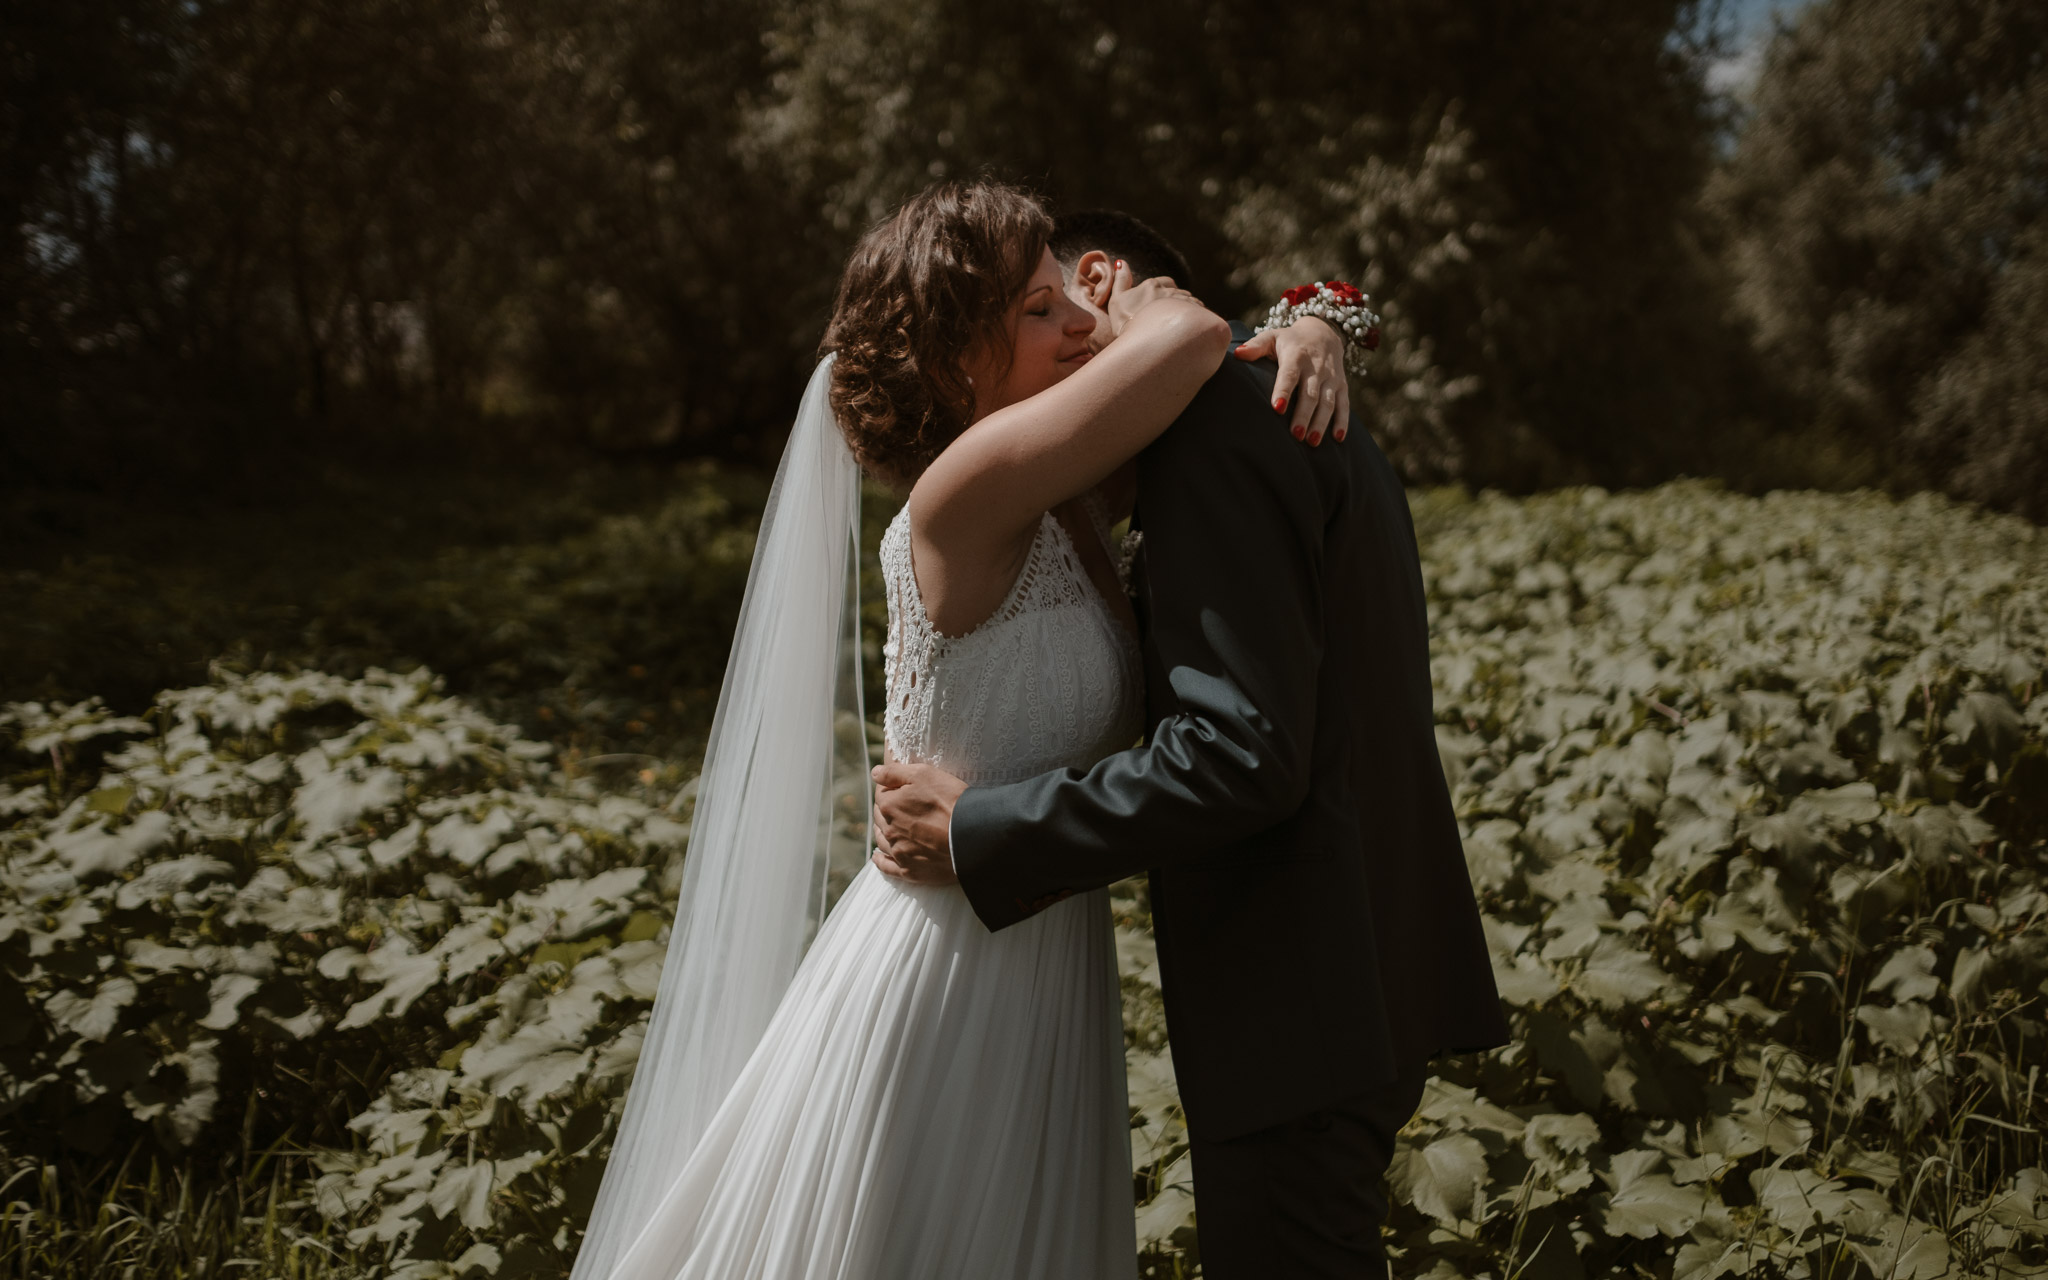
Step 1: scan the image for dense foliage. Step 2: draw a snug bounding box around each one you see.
[5,481,2045,1277]
[1389,484,2048,1278]
[1711,0,2048,520]
[10,1,2044,521]
[6,0,1740,496]
[1121,483,2048,1277]
[1,670,684,1277]
[1,463,762,760]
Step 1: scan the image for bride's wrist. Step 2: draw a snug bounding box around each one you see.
[1256,281,1383,375]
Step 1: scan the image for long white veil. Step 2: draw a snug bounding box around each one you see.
[571,355,868,1280]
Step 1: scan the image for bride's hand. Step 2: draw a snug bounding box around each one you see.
[1104,261,1202,339]
[1232,316,1351,446]
[871,761,966,887]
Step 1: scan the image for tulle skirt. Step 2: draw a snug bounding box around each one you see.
[605,863,1138,1280]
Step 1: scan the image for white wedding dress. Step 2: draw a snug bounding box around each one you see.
[604,500,1144,1279]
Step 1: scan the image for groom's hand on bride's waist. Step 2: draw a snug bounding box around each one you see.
[871,762,967,886]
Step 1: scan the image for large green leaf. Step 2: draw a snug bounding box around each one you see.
[1869,945,1941,1002]
[1392,1132,1491,1226]
[1949,691,2025,762]
[1598,1150,1702,1239]
[44,976,137,1041]
[1573,935,1677,1009]
[1855,1001,1933,1055]
[1848,1215,1952,1280]
[428,1160,496,1231]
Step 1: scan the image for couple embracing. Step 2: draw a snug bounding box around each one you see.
[567,180,1509,1280]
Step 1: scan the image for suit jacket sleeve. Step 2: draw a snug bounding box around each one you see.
[951,357,1329,931]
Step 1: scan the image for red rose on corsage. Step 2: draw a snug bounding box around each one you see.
[1256,279,1384,376]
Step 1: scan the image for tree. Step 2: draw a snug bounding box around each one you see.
[1710,0,2048,519]
[6,0,1746,495]
[753,0,1744,488]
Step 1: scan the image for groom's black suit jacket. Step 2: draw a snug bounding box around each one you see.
[951,325,1511,1141]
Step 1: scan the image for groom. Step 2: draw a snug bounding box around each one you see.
[870,211,1509,1276]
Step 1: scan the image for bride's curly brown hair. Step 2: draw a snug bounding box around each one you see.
[823,179,1053,488]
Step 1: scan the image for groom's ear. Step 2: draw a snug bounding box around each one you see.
[1072,250,1116,308]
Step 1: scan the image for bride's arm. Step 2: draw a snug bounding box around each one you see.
[1085,312,1346,526]
[907,267,1228,630]
[911,275,1225,549]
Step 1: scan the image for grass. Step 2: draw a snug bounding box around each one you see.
[1,457,777,782]
[0,1141,349,1280]
[1,456,694,705]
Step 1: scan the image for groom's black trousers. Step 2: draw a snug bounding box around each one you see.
[1189,1057,1430,1278]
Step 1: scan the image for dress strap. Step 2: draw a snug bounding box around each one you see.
[881,507,1084,764]
[882,508,1063,646]
[1077,488,1121,560]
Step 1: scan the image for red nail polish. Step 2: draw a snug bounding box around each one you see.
[1309,433,1323,446]
[1292,424,1305,440]
[1275,396,1288,414]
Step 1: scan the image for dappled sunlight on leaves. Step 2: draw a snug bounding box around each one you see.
[7,482,2046,1277]
[1122,484,2048,1276]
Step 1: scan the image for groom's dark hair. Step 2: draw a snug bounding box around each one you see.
[1049,210,1194,289]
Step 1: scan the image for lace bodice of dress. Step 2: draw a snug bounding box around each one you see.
[881,499,1144,787]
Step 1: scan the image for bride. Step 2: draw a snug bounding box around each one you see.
[569,179,1341,1280]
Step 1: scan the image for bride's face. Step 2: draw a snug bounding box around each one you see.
[966,247,1097,421]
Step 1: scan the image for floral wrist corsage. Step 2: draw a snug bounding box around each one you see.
[1254,281,1382,376]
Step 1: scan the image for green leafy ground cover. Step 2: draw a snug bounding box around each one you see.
[4,482,2045,1278]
